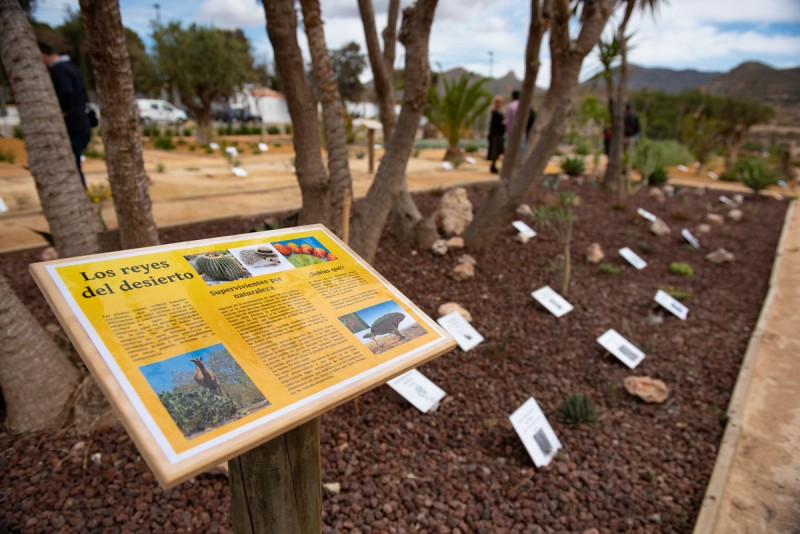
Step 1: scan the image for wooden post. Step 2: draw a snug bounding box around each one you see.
[229,418,321,533]
[368,128,375,174]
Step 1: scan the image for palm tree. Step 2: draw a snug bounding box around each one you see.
[424,72,491,161]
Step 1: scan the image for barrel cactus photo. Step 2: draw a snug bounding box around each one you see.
[186,250,247,284]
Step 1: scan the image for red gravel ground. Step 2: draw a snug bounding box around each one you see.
[0,180,788,533]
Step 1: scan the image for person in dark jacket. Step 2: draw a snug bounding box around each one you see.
[39,42,91,187]
[487,95,505,174]
[623,102,640,176]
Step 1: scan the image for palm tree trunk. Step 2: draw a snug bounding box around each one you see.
[263,0,331,227]
[0,0,101,258]
[79,0,159,250]
[300,0,353,238]
[0,268,81,433]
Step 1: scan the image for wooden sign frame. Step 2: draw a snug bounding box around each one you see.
[31,224,455,488]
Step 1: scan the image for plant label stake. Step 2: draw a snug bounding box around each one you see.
[618,247,647,270]
[512,220,537,239]
[637,208,657,222]
[437,312,484,351]
[509,397,562,468]
[681,228,700,249]
[531,286,573,318]
[654,289,689,321]
[597,329,645,369]
[387,369,446,413]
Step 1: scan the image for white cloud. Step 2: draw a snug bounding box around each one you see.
[196,0,265,29]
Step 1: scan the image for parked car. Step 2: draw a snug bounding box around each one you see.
[211,106,262,124]
[136,99,188,125]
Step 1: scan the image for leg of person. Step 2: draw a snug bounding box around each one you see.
[70,133,91,188]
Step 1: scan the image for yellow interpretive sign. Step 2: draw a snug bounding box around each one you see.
[31,225,455,487]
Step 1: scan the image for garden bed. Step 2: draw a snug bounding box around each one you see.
[0,180,788,533]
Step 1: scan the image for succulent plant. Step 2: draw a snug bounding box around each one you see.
[668,262,694,277]
[370,312,406,341]
[195,252,244,281]
[557,394,598,426]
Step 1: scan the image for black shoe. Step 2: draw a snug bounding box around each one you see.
[490,166,499,174]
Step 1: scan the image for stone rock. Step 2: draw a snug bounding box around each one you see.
[705,248,734,264]
[514,232,530,244]
[649,218,671,237]
[663,184,675,197]
[706,213,725,225]
[647,188,666,203]
[457,254,477,265]
[727,209,743,222]
[434,187,473,237]
[624,376,669,403]
[733,194,744,205]
[585,243,604,264]
[516,204,533,217]
[451,262,475,281]
[695,223,712,235]
[583,530,600,534]
[40,247,58,261]
[323,482,341,495]
[437,302,472,322]
[430,239,448,256]
[646,312,664,326]
[446,236,465,249]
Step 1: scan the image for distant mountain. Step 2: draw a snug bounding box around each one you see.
[699,61,800,114]
[580,63,721,95]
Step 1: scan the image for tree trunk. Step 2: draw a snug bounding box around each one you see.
[359,0,433,246]
[0,0,101,258]
[349,0,438,263]
[604,0,635,202]
[0,268,81,433]
[501,0,547,181]
[464,0,615,248]
[79,0,159,250]
[300,0,352,238]
[263,0,331,228]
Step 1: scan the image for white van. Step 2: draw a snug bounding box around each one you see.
[136,99,188,125]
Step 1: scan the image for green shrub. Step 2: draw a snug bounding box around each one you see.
[217,126,226,136]
[355,151,365,159]
[12,125,23,139]
[636,241,655,254]
[726,158,779,192]
[274,142,282,148]
[635,138,693,178]
[598,263,621,275]
[183,127,192,137]
[560,155,586,177]
[557,395,598,426]
[648,166,669,186]
[0,148,15,163]
[159,388,238,437]
[251,126,263,135]
[267,125,280,135]
[284,124,292,135]
[668,262,694,277]
[574,139,591,156]
[154,136,176,150]
[464,144,478,153]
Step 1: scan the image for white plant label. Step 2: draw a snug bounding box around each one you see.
[531,286,573,318]
[681,228,700,249]
[597,329,645,369]
[258,143,268,152]
[387,369,446,413]
[465,157,477,165]
[509,397,562,468]
[654,289,689,321]
[637,208,657,222]
[231,166,248,177]
[209,142,220,150]
[618,247,647,270]
[437,312,484,351]
[719,195,738,208]
[512,220,537,239]
[0,196,7,213]
[225,146,239,157]
[677,165,689,172]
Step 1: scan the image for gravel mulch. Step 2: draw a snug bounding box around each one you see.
[0,180,788,533]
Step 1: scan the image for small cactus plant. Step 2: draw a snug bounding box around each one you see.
[195,252,244,281]
[668,262,694,277]
[598,263,621,275]
[557,394,598,426]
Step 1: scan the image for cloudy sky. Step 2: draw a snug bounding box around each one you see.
[33,0,800,87]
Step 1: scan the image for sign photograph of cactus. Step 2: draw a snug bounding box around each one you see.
[30,225,455,487]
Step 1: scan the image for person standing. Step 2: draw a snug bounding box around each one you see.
[623,102,640,177]
[487,95,505,174]
[38,42,91,187]
[504,89,520,135]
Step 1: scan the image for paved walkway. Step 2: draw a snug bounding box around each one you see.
[1,149,798,532]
